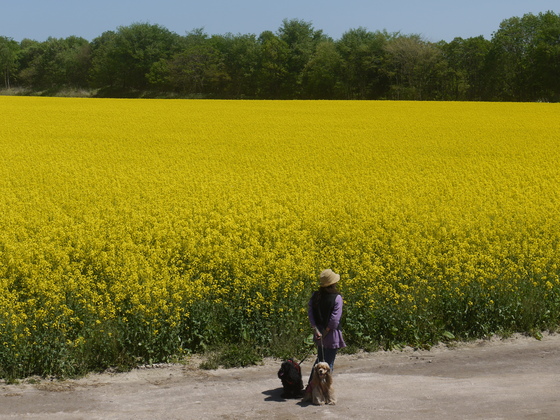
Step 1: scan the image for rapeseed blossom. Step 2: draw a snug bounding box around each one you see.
[1,97,559,378]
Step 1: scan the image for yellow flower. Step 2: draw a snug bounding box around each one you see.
[1,96,559,373]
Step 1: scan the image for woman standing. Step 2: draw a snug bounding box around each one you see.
[307,269,346,377]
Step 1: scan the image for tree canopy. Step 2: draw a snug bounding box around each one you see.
[1,12,559,101]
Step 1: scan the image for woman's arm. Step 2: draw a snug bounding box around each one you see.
[308,293,323,339]
[326,295,343,332]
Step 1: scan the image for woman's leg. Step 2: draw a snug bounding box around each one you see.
[322,348,338,372]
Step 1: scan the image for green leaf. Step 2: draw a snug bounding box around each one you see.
[533,331,543,341]
[304,334,315,346]
[442,331,455,340]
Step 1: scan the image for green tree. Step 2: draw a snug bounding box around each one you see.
[532,12,560,101]
[488,11,560,101]
[88,30,118,89]
[336,28,392,99]
[442,36,491,100]
[212,33,260,98]
[0,36,19,89]
[16,39,48,88]
[384,35,447,100]
[257,30,289,98]
[61,36,92,88]
[276,18,326,97]
[169,44,227,95]
[90,23,180,92]
[301,40,342,99]
[488,14,534,100]
[16,36,90,89]
[148,29,229,96]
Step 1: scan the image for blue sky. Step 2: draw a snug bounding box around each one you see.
[2,0,558,43]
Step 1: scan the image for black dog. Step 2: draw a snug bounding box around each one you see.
[277,359,304,398]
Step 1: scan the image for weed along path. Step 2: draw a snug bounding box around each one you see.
[2,333,560,419]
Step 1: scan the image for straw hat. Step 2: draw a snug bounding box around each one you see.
[319,269,340,287]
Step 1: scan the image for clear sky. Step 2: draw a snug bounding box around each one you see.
[2,0,558,43]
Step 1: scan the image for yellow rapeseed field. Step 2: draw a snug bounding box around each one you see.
[1,97,559,378]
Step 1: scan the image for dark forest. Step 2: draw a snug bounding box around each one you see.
[1,11,559,101]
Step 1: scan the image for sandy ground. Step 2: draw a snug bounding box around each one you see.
[1,333,560,419]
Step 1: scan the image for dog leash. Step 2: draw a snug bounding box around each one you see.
[298,328,326,366]
[297,344,314,366]
[317,327,327,363]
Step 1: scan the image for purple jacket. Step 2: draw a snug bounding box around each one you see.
[308,294,346,349]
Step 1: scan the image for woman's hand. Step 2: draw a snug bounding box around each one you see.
[314,327,322,340]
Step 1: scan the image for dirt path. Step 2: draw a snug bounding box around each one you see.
[2,333,560,419]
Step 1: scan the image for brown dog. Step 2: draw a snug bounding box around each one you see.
[302,362,336,405]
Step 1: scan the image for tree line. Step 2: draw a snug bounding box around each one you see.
[1,11,559,101]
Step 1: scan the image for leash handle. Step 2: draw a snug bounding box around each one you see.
[313,326,327,363]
